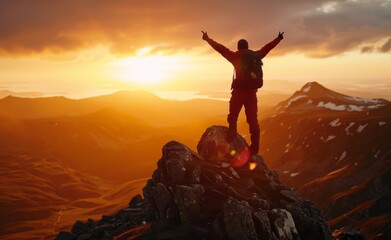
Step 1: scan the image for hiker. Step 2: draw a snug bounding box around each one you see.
[202,30,284,154]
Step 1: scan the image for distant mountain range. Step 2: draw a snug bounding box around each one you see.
[0,90,229,127]
[260,82,391,239]
[0,91,232,183]
[0,90,44,99]
[0,82,389,239]
[0,152,150,239]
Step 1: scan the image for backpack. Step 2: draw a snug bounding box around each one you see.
[232,50,263,89]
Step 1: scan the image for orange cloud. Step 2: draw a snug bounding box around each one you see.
[0,0,390,57]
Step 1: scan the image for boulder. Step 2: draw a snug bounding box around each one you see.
[140,126,333,239]
[197,125,250,167]
[223,197,258,240]
[57,125,337,240]
[270,209,299,240]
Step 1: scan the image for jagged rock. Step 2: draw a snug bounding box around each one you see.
[253,209,274,239]
[174,184,205,224]
[76,233,92,240]
[270,209,300,240]
[212,215,226,239]
[280,189,305,203]
[166,205,180,224]
[153,183,172,220]
[57,125,337,240]
[140,126,334,239]
[248,196,270,209]
[189,165,201,183]
[117,207,144,222]
[282,198,334,240]
[129,194,143,207]
[197,125,250,167]
[223,197,258,240]
[55,231,77,240]
[71,220,85,234]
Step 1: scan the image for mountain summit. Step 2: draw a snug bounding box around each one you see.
[56,126,354,240]
[273,81,389,115]
[261,82,390,239]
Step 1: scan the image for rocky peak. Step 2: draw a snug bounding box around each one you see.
[56,125,349,240]
[273,82,389,116]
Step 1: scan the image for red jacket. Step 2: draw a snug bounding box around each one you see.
[205,37,281,89]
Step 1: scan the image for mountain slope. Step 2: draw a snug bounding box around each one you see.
[0,153,148,240]
[0,90,228,127]
[260,82,391,239]
[0,109,163,182]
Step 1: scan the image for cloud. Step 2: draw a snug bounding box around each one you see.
[0,0,390,57]
[380,38,391,52]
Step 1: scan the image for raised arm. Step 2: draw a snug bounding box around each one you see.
[202,31,235,62]
[257,31,284,59]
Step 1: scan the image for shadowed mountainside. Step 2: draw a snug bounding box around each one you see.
[0,154,148,239]
[260,82,391,239]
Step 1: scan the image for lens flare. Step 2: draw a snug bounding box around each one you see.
[249,162,257,171]
[231,147,250,167]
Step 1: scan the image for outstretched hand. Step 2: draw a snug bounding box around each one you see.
[201,30,210,41]
[278,31,284,40]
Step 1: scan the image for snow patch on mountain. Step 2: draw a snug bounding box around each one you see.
[378,121,387,126]
[321,135,336,143]
[367,104,386,109]
[344,96,383,104]
[347,105,364,111]
[302,85,312,93]
[329,118,341,127]
[337,151,347,165]
[357,124,368,133]
[290,172,300,177]
[345,122,355,135]
[316,102,373,112]
[286,95,306,108]
[317,101,346,111]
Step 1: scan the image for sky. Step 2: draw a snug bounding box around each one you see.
[0,0,390,98]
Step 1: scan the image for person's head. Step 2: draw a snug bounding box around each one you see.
[237,39,248,50]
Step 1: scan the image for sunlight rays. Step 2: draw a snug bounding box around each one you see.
[111,48,185,86]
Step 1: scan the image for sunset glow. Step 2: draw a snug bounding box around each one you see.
[0,0,389,99]
[109,47,185,85]
[112,55,170,85]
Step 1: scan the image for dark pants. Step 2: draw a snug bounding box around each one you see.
[227,89,260,152]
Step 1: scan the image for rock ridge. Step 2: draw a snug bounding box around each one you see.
[56,125,352,240]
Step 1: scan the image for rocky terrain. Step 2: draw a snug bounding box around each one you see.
[260,82,391,239]
[56,126,360,240]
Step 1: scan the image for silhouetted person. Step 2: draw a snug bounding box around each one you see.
[202,30,284,154]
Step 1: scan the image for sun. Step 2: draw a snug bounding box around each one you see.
[111,47,181,85]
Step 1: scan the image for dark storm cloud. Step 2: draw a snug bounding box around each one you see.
[0,0,390,57]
